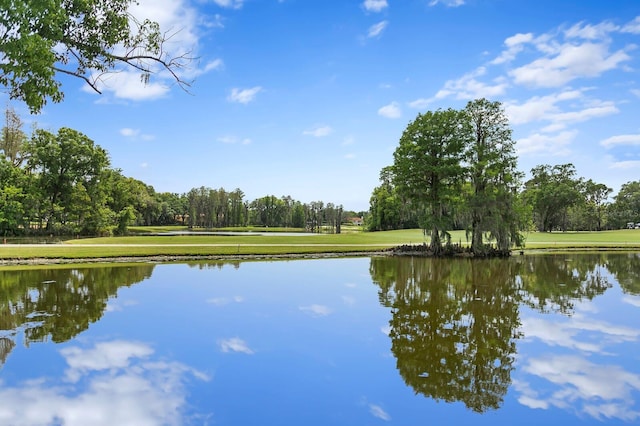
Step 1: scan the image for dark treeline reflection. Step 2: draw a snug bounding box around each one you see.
[185,260,242,270]
[604,252,640,295]
[369,254,615,413]
[0,265,155,364]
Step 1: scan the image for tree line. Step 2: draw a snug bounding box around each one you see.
[0,108,357,236]
[367,98,640,255]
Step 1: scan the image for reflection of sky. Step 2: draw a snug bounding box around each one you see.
[3,257,640,425]
[218,337,254,354]
[516,282,640,422]
[299,304,332,317]
[622,296,640,308]
[516,355,640,421]
[0,340,210,425]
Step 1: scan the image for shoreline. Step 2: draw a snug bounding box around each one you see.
[2,246,639,266]
[0,251,391,266]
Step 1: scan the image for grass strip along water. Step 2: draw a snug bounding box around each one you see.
[1,229,640,265]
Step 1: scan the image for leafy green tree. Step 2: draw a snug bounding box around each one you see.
[0,107,28,167]
[291,201,306,228]
[608,181,640,229]
[0,0,192,112]
[26,127,109,233]
[368,167,403,231]
[523,164,582,232]
[0,185,24,237]
[392,109,467,254]
[227,189,247,227]
[576,179,612,231]
[463,99,522,254]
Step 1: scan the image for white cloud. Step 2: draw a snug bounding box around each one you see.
[564,21,619,40]
[517,130,577,156]
[227,86,262,104]
[85,71,170,100]
[369,404,391,421]
[521,355,640,422]
[207,296,244,305]
[509,42,631,88]
[217,135,252,144]
[219,337,254,354]
[342,136,355,145]
[78,0,228,101]
[609,160,640,170]
[363,0,388,12]
[203,58,224,73]
[299,304,332,317]
[61,340,154,382]
[408,98,433,109]
[0,340,209,426]
[378,101,402,119]
[491,33,534,65]
[623,296,640,307]
[520,316,640,354]
[505,90,617,132]
[120,128,138,137]
[303,125,333,137]
[505,90,584,125]
[367,21,388,38]
[620,16,640,34]
[551,101,618,125]
[211,0,243,9]
[435,67,508,101]
[429,0,465,7]
[601,134,640,148]
[119,127,155,141]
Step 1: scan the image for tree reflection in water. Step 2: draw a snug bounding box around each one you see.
[370,254,613,413]
[0,264,155,366]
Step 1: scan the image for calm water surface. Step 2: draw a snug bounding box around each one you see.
[0,253,639,425]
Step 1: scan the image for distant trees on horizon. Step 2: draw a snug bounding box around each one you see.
[0,107,361,237]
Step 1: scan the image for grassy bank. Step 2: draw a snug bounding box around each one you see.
[1,229,640,263]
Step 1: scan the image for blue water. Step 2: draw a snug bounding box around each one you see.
[0,254,638,425]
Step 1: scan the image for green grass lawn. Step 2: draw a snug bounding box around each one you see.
[1,229,640,261]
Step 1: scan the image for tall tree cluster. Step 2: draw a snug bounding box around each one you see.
[0,108,345,236]
[373,99,523,255]
[369,99,637,242]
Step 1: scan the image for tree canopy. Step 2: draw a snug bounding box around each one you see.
[387,99,523,255]
[391,108,467,254]
[0,0,192,112]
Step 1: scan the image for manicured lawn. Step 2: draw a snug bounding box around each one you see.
[1,229,639,261]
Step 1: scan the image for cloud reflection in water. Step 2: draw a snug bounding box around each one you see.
[0,340,210,426]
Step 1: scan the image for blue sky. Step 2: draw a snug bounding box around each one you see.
[5,0,640,211]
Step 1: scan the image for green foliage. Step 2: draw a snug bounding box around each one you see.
[382,99,523,255]
[463,99,522,254]
[608,180,640,229]
[523,164,584,232]
[26,127,110,233]
[0,185,24,236]
[0,0,191,112]
[391,108,467,253]
[0,107,28,167]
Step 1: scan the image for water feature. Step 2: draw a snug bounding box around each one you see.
[0,253,638,425]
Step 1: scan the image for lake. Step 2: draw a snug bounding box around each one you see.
[0,253,639,425]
